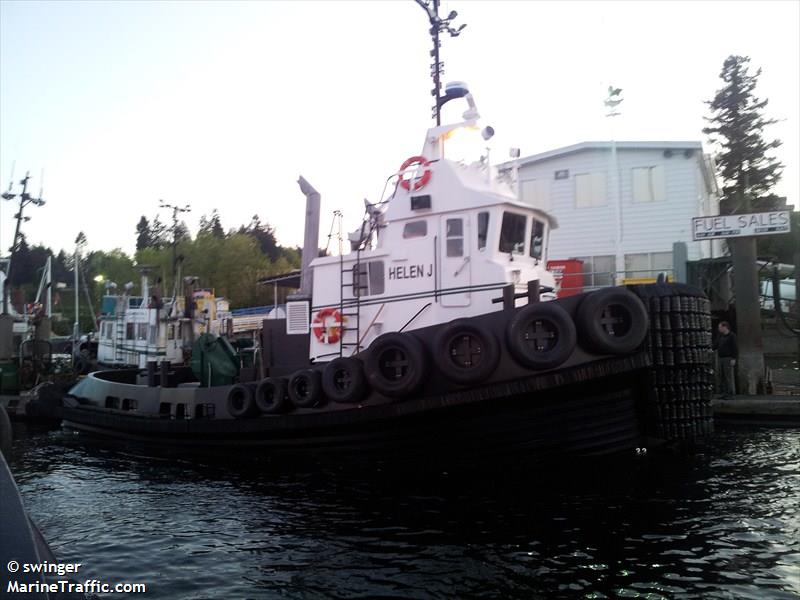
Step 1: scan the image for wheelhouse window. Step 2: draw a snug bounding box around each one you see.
[445,218,464,257]
[136,323,148,341]
[477,212,489,251]
[126,323,135,340]
[499,212,527,254]
[529,219,545,261]
[403,220,428,239]
[353,261,385,297]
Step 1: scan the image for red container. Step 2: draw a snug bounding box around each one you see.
[547,259,584,298]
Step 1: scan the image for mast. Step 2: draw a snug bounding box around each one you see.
[1,171,46,314]
[158,199,191,302]
[414,0,466,125]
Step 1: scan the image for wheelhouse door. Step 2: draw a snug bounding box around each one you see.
[440,214,471,307]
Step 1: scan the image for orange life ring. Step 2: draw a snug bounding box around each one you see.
[399,156,432,191]
[312,308,344,344]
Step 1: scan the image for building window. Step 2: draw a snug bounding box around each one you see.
[353,261,385,297]
[632,166,666,203]
[499,212,527,254]
[574,255,616,288]
[625,251,673,279]
[530,219,545,261]
[477,212,489,251]
[403,220,428,239]
[575,172,607,208]
[446,218,464,257]
[521,179,551,211]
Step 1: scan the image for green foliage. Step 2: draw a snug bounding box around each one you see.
[4,212,303,334]
[703,55,783,212]
[198,210,225,239]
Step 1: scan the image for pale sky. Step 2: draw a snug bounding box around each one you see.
[1,0,798,257]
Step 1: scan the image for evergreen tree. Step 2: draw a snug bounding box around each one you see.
[198,209,225,239]
[150,216,169,249]
[239,215,280,261]
[174,220,191,243]
[703,55,783,213]
[135,216,153,251]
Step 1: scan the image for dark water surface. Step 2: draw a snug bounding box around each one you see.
[8,426,800,599]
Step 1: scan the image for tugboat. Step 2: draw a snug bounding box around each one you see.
[62,3,715,459]
[95,268,232,369]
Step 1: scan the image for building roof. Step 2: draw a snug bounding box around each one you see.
[257,270,301,288]
[499,140,704,169]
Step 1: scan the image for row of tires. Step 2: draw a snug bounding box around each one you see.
[227,287,651,418]
[644,292,715,441]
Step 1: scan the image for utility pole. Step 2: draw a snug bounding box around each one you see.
[727,175,765,395]
[414,0,466,125]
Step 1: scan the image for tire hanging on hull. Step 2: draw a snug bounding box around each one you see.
[322,357,368,404]
[434,319,501,385]
[365,332,429,398]
[577,287,649,355]
[506,302,576,370]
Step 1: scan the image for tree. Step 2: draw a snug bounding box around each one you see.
[174,220,191,244]
[239,215,281,261]
[703,55,783,212]
[703,55,783,395]
[150,216,169,249]
[135,216,153,251]
[199,210,225,239]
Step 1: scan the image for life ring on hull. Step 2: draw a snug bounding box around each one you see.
[398,156,432,191]
[434,319,501,385]
[288,369,325,408]
[227,383,259,418]
[255,377,288,414]
[322,357,368,404]
[576,288,649,355]
[364,332,429,398]
[312,308,344,345]
[506,302,577,370]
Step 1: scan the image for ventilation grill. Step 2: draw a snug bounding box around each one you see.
[286,301,310,335]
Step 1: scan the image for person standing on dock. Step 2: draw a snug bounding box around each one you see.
[716,321,738,399]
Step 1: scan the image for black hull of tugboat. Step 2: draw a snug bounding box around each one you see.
[62,283,715,462]
[63,361,647,460]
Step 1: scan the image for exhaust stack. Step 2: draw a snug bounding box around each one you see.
[297,176,321,297]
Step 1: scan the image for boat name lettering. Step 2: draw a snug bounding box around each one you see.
[388,264,433,280]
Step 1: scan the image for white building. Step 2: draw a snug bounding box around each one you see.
[505,141,721,286]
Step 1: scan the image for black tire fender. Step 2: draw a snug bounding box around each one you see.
[506,302,577,370]
[288,369,324,408]
[364,332,428,398]
[227,383,259,419]
[255,377,288,414]
[434,319,501,385]
[322,357,368,404]
[576,287,649,355]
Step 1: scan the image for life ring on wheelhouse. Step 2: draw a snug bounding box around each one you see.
[398,156,432,191]
[312,308,344,344]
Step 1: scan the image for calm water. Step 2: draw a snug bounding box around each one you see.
[8,426,800,599]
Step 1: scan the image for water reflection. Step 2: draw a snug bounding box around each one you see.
[9,426,800,599]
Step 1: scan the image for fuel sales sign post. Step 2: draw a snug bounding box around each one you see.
[692,210,792,240]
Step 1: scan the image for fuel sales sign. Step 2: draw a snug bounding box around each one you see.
[692,210,792,240]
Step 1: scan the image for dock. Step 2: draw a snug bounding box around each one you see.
[713,395,800,425]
